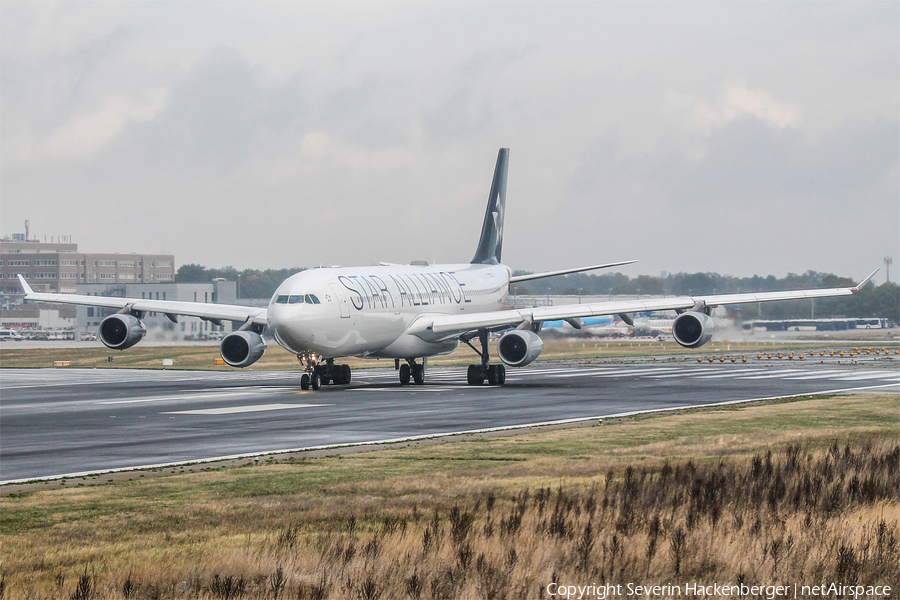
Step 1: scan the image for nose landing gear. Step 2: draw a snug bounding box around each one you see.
[298,354,352,390]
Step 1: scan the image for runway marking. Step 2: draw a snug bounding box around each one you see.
[591,367,685,378]
[679,369,772,379]
[349,387,460,393]
[163,403,330,415]
[783,371,882,381]
[829,373,900,381]
[734,369,810,379]
[98,387,299,404]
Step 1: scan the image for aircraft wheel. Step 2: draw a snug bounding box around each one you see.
[487,364,499,385]
[300,373,310,390]
[341,364,352,384]
[311,372,321,391]
[467,364,484,386]
[412,363,425,385]
[497,364,506,385]
[399,363,411,385]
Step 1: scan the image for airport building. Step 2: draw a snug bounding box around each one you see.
[0,236,175,299]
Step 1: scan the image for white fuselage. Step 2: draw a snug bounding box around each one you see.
[267,263,510,359]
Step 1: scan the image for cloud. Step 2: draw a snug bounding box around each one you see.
[41,89,167,158]
[1,2,896,279]
[667,80,800,136]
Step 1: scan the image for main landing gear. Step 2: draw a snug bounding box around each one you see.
[462,329,506,386]
[298,354,352,390]
[396,358,425,385]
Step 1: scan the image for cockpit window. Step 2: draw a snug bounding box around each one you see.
[305,294,321,304]
[288,295,305,304]
[275,295,289,304]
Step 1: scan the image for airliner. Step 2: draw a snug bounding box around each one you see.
[18,149,877,390]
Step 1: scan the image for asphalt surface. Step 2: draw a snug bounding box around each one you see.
[2,363,898,482]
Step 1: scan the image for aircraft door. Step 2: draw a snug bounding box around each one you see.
[329,282,350,318]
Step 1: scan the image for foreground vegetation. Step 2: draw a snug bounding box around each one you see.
[1,393,897,599]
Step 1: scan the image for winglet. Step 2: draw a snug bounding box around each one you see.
[17,274,34,296]
[852,269,879,292]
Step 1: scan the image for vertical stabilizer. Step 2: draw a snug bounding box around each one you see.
[471,148,509,265]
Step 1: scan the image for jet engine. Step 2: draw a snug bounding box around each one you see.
[497,329,544,367]
[220,330,267,368]
[98,314,147,350]
[672,311,715,349]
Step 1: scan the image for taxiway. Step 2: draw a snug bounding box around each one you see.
[2,363,897,483]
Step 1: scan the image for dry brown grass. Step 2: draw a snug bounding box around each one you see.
[1,394,897,599]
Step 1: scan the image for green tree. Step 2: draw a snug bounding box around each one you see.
[176,263,209,282]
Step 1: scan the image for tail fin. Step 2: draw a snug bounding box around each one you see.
[471,148,509,265]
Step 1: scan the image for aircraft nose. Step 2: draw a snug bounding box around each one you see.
[267,304,306,353]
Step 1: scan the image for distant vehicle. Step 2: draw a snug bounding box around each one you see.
[0,330,24,342]
[855,318,885,329]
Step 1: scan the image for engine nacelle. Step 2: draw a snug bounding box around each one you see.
[497,329,544,367]
[98,314,147,350]
[220,330,267,368]
[672,311,715,349]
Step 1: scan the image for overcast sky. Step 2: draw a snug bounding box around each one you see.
[2,1,897,281]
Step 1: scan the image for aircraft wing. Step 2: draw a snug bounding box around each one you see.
[17,275,267,326]
[407,269,878,341]
[509,260,638,283]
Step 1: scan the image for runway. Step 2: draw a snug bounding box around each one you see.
[2,363,898,483]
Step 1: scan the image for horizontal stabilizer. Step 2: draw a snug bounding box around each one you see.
[510,260,638,284]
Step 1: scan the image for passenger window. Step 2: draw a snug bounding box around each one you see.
[275,295,289,304]
[310,294,321,304]
[288,295,304,304]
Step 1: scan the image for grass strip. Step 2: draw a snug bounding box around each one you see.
[1,392,897,599]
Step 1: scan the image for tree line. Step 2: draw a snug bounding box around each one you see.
[177,264,898,322]
[176,264,305,301]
